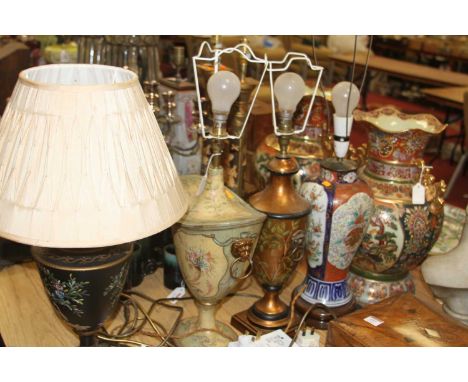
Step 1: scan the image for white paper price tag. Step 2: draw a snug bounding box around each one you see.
[167,286,186,304]
[412,183,425,205]
[364,316,384,327]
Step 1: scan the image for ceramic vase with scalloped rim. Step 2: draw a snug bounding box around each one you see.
[349,107,446,305]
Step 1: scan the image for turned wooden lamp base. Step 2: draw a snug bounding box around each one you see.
[295,295,357,330]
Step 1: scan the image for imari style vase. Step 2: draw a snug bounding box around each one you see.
[255,94,331,189]
[32,244,133,346]
[173,167,265,346]
[296,158,374,328]
[349,107,447,305]
[246,156,310,330]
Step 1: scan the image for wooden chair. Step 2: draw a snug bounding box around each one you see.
[445,91,468,198]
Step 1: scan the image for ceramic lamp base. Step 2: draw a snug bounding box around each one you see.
[348,270,415,306]
[173,317,237,347]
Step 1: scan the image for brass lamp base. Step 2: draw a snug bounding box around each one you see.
[230,309,300,337]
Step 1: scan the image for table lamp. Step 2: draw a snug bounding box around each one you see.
[231,54,324,335]
[171,43,267,346]
[295,81,374,328]
[0,64,188,346]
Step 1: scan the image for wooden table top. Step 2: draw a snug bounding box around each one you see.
[330,53,468,87]
[0,255,444,347]
[421,86,468,110]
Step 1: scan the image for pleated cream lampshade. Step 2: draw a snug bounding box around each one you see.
[0,64,188,248]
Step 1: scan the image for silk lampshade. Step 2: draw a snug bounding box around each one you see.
[0,64,188,248]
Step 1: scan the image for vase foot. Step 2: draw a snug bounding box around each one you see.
[246,302,291,329]
[295,293,356,330]
[79,334,98,347]
[173,317,237,347]
[348,271,415,305]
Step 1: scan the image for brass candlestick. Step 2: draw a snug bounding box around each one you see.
[173,45,185,81]
[143,80,161,117]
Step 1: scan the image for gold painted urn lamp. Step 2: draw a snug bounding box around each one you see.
[231,61,324,334]
[172,65,266,346]
[0,64,188,346]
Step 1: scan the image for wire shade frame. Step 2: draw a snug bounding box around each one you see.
[0,64,188,248]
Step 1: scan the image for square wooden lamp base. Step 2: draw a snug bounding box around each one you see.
[230,309,301,338]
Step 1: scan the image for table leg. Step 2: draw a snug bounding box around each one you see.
[329,60,335,84]
[444,152,467,199]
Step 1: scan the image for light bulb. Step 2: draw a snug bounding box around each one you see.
[274,72,306,113]
[207,71,241,116]
[331,81,360,159]
[331,81,360,117]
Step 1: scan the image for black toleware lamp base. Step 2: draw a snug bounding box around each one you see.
[32,244,134,347]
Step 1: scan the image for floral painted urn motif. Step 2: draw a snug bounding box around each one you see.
[349,107,447,305]
[296,158,374,328]
[32,244,133,346]
[255,94,332,189]
[173,166,266,346]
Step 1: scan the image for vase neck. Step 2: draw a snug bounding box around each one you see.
[367,128,430,165]
[320,158,358,184]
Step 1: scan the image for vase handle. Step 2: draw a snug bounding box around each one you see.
[230,238,255,280]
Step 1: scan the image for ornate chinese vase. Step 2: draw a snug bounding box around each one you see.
[245,155,310,330]
[255,94,331,189]
[173,167,266,346]
[349,107,447,305]
[296,158,374,328]
[32,243,133,346]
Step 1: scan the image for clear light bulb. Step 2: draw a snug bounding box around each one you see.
[331,81,360,117]
[207,71,241,116]
[274,72,306,113]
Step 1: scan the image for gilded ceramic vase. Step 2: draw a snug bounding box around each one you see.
[296,158,374,328]
[349,107,446,305]
[173,167,266,346]
[32,243,133,346]
[255,95,332,189]
[247,155,310,329]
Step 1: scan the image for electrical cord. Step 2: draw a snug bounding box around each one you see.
[97,290,262,347]
[311,36,332,139]
[359,35,374,94]
[284,283,306,334]
[288,302,337,347]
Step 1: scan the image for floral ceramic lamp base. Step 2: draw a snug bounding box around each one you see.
[348,269,415,306]
[173,302,237,347]
[32,244,133,347]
